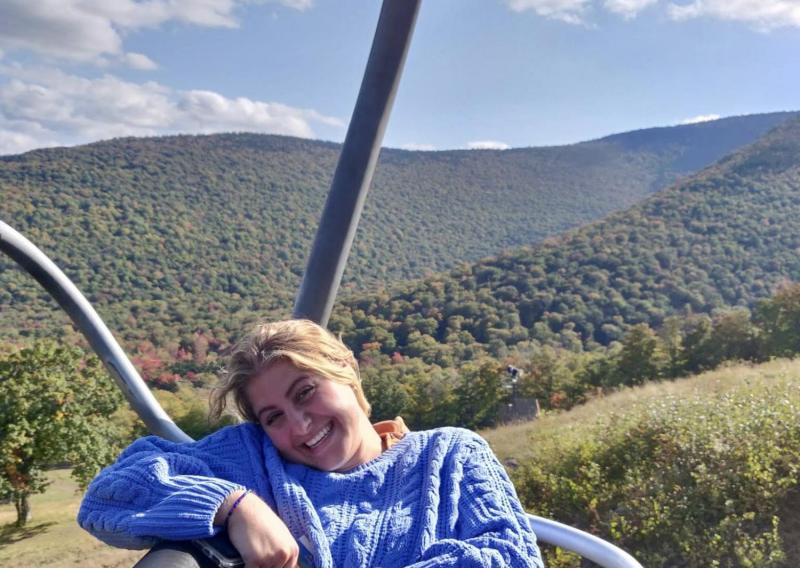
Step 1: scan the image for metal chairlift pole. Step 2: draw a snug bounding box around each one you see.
[292,0,421,326]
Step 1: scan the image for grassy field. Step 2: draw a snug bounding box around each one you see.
[0,469,144,568]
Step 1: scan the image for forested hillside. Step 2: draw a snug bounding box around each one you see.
[330,115,800,364]
[1,112,793,350]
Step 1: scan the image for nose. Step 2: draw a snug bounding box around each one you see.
[287,408,311,435]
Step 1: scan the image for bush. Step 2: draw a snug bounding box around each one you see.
[512,369,800,567]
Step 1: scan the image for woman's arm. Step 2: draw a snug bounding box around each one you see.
[409,431,544,568]
[77,424,265,549]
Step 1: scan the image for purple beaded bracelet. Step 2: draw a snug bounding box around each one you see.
[224,489,252,526]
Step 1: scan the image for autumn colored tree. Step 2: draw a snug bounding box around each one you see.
[0,343,124,526]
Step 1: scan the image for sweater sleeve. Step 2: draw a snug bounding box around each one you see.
[409,431,544,568]
[77,424,267,549]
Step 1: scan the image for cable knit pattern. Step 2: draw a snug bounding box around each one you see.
[78,424,543,567]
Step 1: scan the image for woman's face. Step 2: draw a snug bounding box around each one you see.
[246,359,379,472]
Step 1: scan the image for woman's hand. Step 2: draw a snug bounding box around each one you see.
[217,490,299,568]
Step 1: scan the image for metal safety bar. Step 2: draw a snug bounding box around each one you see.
[529,515,643,568]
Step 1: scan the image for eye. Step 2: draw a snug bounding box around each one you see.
[263,411,283,427]
[296,384,315,403]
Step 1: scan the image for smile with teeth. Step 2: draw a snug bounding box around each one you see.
[305,423,332,449]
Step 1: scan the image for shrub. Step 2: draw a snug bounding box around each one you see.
[511,368,800,567]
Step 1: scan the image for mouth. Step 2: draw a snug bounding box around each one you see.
[304,422,333,450]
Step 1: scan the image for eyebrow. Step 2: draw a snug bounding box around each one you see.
[255,375,309,422]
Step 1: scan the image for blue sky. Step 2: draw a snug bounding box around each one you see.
[0,0,798,155]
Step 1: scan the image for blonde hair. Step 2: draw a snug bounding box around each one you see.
[210,319,370,422]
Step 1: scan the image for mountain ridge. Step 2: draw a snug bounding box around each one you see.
[1,111,796,350]
[328,115,800,362]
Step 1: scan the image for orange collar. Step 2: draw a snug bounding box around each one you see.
[373,416,409,452]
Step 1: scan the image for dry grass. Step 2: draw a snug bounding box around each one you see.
[482,357,800,463]
[0,469,144,568]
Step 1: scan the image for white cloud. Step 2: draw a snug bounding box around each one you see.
[505,0,800,28]
[667,0,800,30]
[0,123,59,156]
[506,0,592,24]
[277,0,314,10]
[400,143,437,151]
[0,0,311,66]
[0,0,123,61]
[176,89,342,136]
[123,52,159,70]
[0,66,343,155]
[89,0,241,28]
[604,0,657,18]
[467,140,511,150]
[679,113,721,124]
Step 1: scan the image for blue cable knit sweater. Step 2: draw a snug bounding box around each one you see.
[78,423,543,567]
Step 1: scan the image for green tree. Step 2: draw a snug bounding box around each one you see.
[361,357,459,429]
[0,343,124,526]
[706,308,761,365]
[658,316,685,379]
[518,346,577,407]
[614,324,664,386]
[682,315,715,374]
[454,359,506,430]
[756,283,800,358]
[152,384,234,440]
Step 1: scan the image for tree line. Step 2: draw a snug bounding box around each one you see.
[356,281,800,429]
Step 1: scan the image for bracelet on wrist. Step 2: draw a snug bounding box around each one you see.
[224,489,251,526]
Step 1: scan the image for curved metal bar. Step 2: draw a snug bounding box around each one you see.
[132,541,210,568]
[292,0,422,326]
[529,515,643,568]
[0,220,191,443]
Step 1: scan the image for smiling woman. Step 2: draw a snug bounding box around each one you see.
[217,319,381,472]
[77,319,544,567]
[246,360,381,472]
